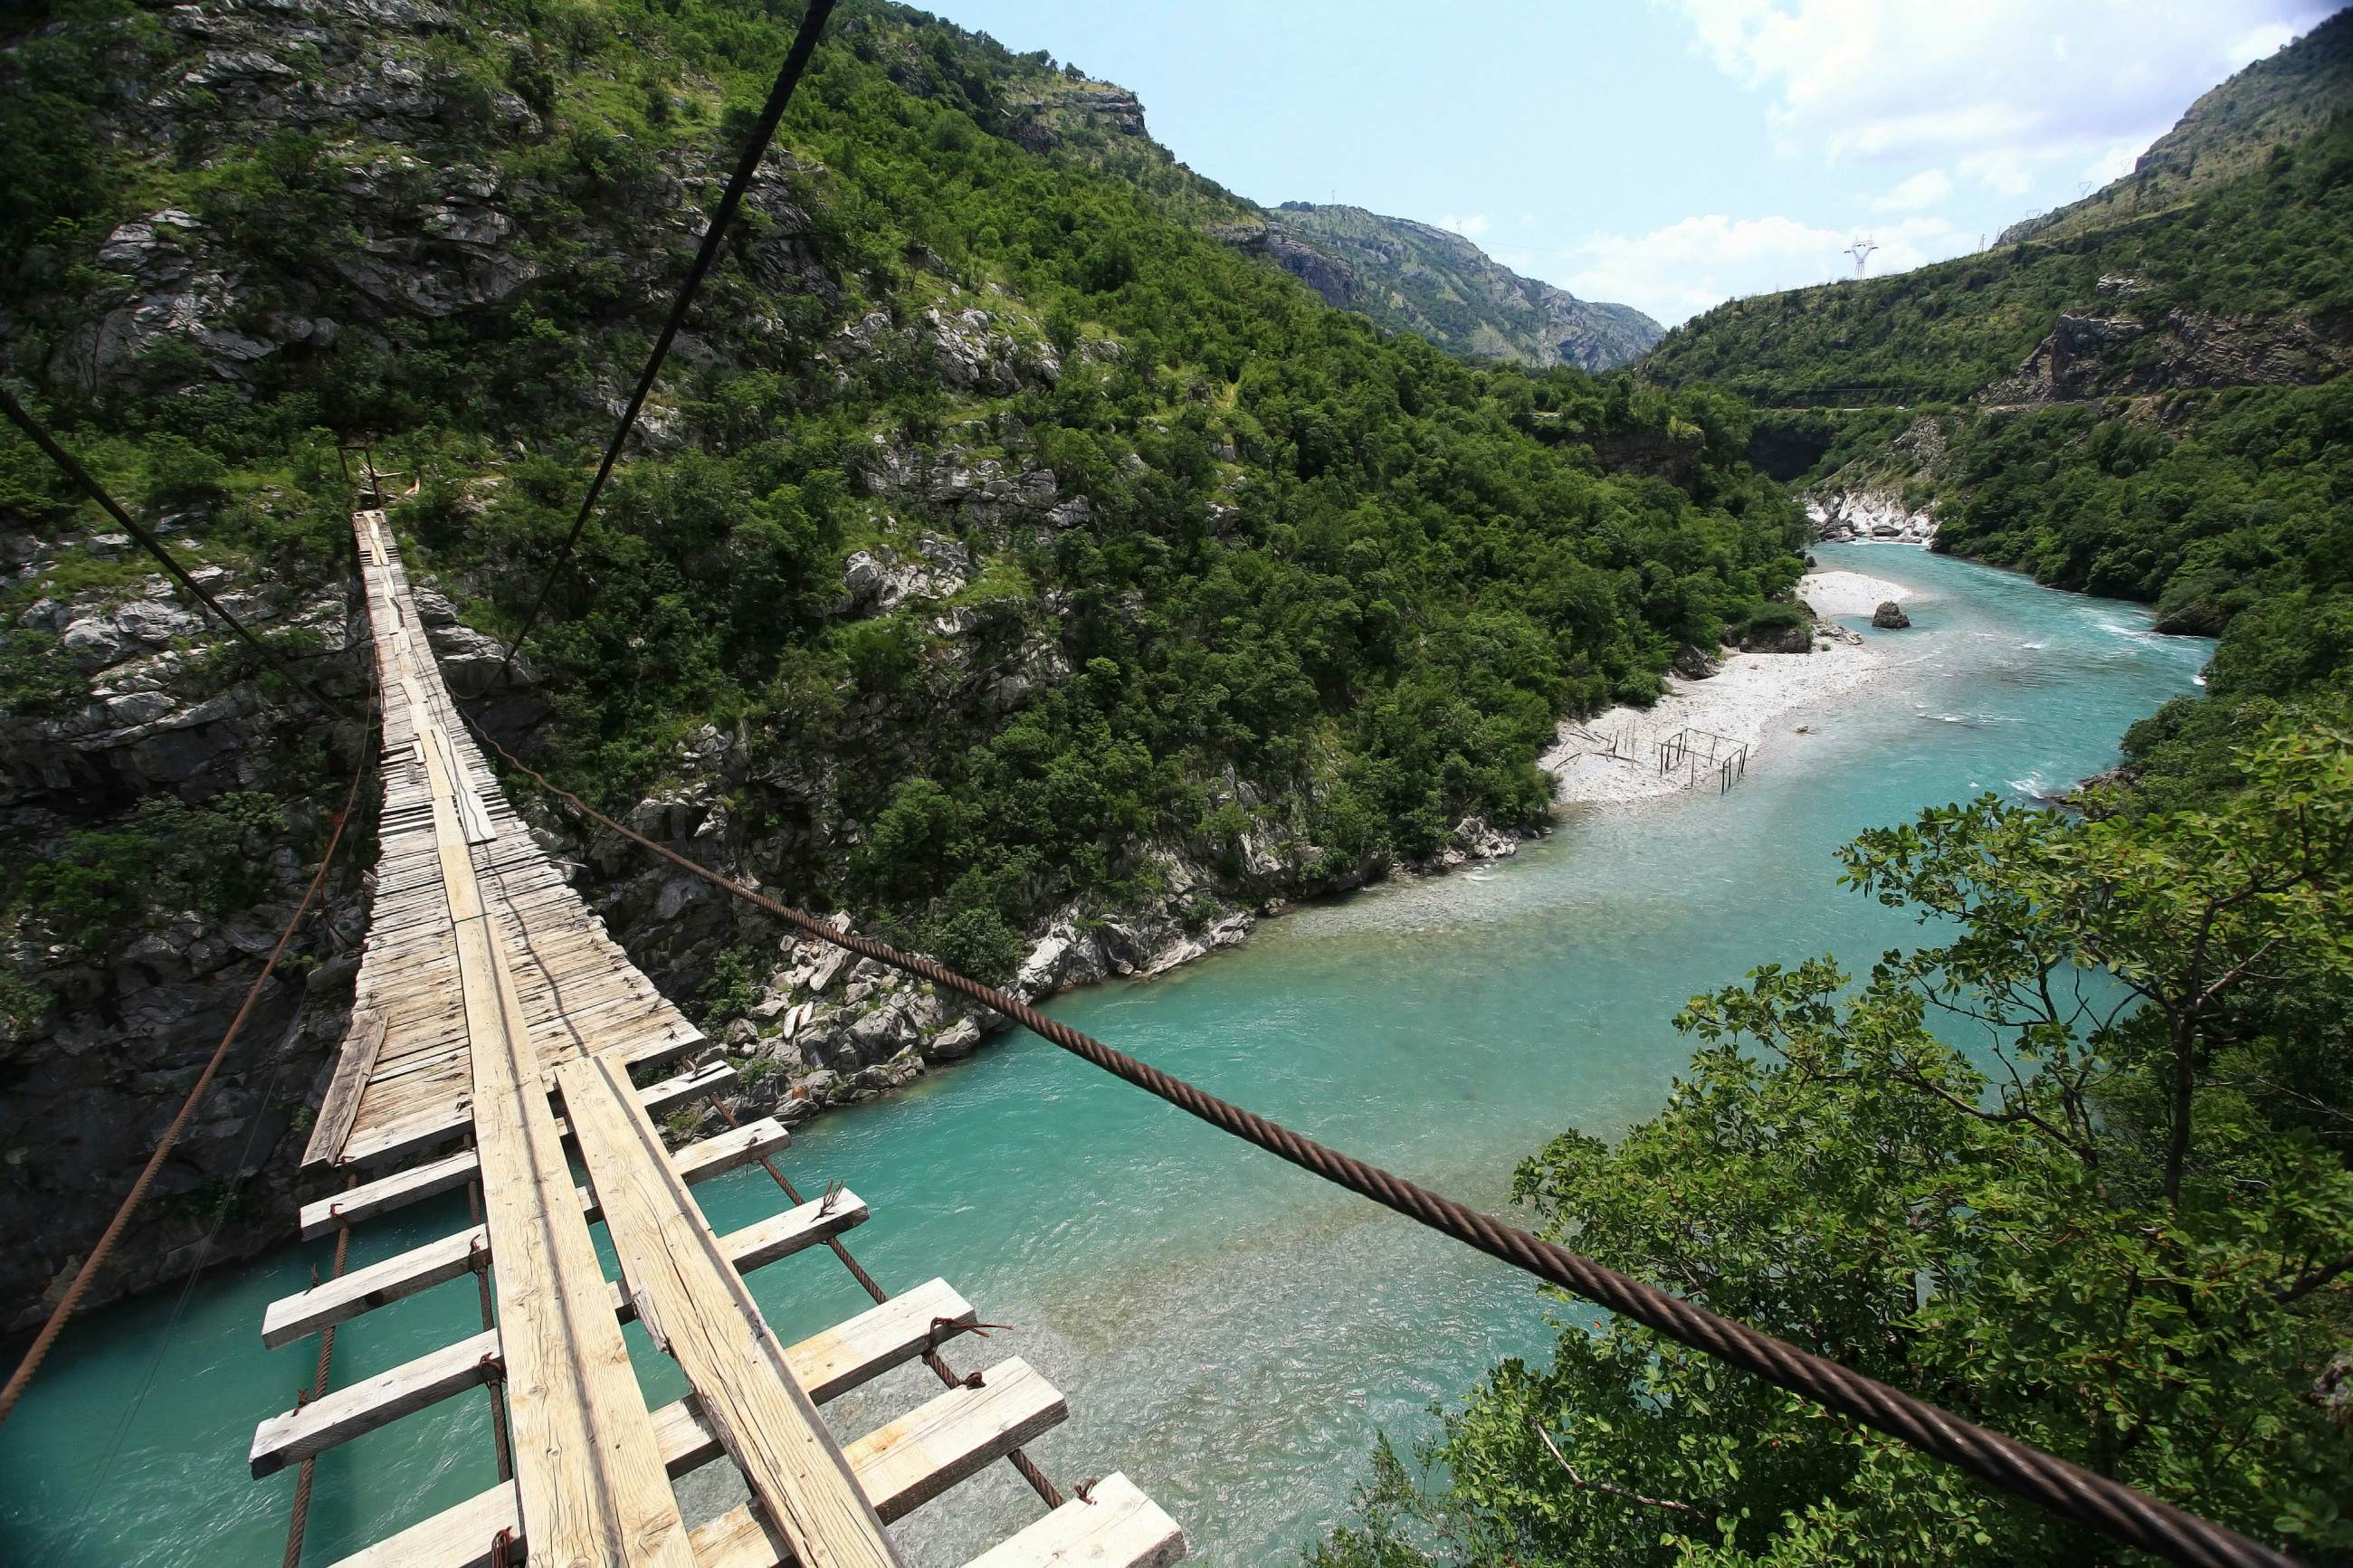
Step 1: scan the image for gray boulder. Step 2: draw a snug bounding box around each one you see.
[1872,601,1911,630]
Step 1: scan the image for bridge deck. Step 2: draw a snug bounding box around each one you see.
[252,513,1183,1566]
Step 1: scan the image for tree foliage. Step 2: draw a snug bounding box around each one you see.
[1315,707,2353,1566]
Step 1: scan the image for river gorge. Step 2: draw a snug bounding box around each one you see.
[0,544,2212,1565]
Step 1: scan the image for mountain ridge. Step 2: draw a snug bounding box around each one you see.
[1220,201,1662,371]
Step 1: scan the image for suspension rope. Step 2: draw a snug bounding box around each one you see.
[0,683,378,1429]
[700,1095,1065,1510]
[281,1172,357,1568]
[0,385,352,721]
[491,0,838,684]
[457,711,2302,1568]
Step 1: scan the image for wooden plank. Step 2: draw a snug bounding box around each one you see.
[332,1356,1065,1568]
[299,1114,786,1239]
[842,1356,1067,1521]
[560,1052,903,1568]
[304,1009,388,1167]
[961,1474,1186,1568]
[428,725,499,845]
[409,691,481,927]
[269,1120,798,1342]
[333,1059,731,1172]
[248,1194,887,1479]
[298,1146,476,1239]
[458,917,692,1567]
[251,1329,498,1478]
[262,1225,481,1348]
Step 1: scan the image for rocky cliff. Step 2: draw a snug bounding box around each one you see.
[1220,203,1662,371]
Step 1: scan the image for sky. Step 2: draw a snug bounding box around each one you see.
[931,0,2341,325]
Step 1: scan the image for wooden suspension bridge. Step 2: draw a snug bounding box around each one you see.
[247,508,1184,1567]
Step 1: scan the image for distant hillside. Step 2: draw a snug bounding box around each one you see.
[2001,6,2353,245]
[1218,203,1662,371]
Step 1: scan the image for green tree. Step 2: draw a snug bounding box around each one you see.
[1317,706,2353,1565]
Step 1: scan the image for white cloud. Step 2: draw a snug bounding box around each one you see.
[1872,169,1951,212]
[1437,213,1490,238]
[1662,0,2336,207]
[2225,20,2301,62]
[1565,212,1974,325]
[1490,246,1537,272]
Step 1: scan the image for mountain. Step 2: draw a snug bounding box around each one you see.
[1220,202,1663,371]
[1641,7,2353,794]
[0,0,1800,1323]
[1999,7,2353,245]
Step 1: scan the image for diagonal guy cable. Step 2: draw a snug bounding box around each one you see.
[492,0,838,684]
[0,385,351,721]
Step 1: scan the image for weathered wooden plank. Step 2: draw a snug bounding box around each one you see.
[561,1052,903,1568]
[329,1355,1066,1568]
[303,1008,388,1168]
[300,1146,478,1239]
[961,1474,1186,1568]
[686,1359,1067,1568]
[299,1114,786,1239]
[426,724,497,844]
[272,1119,794,1335]
[458,917,693,1567]
[842,1356,1067,1521]
[333,1060,732,1171]
[263,1224,481,1347]
[250,1329,498,1478]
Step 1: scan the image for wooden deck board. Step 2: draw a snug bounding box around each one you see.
[325,1355,1064,1568]
[249,1195,881,1475]
[961,1474,1186,1568]
[562,1052,903,1568]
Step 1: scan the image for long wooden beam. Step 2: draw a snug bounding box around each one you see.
[328,1355,1062,1568]
[297,1069,760,1238]
[249,1191,881,1477]
[265,1119,792,1345]
[561,1052,902,1568]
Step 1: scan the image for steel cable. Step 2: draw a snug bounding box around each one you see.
[492,0,837,684]
[461,713,2307,1568]
[0,385,352,721]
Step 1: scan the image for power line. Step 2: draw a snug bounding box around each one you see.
[0,385,352,721]
[492,0,839,684]
[458,710,2305,1568]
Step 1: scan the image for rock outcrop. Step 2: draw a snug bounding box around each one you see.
[1872,601,1911,630]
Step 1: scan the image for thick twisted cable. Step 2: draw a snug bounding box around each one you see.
[462,719,2302,1568]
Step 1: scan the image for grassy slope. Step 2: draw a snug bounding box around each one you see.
[2001,6,2353,244]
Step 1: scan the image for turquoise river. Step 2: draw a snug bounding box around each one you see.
[0,544,2212,1565]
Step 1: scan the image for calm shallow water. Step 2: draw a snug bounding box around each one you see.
[0,546,2210,1566]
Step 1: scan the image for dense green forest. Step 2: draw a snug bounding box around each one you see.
[0,0,1798,985]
